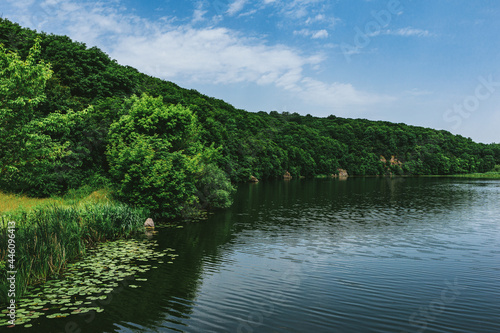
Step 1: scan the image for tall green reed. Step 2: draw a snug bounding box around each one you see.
[0,202,147,304]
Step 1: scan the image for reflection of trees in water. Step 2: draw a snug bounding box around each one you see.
[28,212,239,333]
[236,177,473,213]
[131,213,238,331]
[227,178,481,243]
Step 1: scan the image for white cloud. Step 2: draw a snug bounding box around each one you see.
[295,77,396,109]
[294,29,329,39]
[369,27,434,38]
[227,0,248,16]
[389,27,433,37]
[192,2,207,23]
[112,26,321,86]
[305,13,341,27]
[261,0,330,20]
[311,29,328,39]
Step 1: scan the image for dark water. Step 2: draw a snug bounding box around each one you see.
[22,178,500,332]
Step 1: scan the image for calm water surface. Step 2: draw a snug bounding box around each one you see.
[29,178,500,332]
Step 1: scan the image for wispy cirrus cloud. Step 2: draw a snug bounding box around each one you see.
[280,0,327,18]
[227,0,248,16]
[192,1,207,23]
[369,27,435,38]
[391,27,433,37]
[294,28,329,39]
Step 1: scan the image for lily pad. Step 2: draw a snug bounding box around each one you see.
[0,239,178,328]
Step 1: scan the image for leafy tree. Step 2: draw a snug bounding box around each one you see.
[18,107,110,195]
[0,37,65,194]
[196,163,236,210]
[107,94,234,218]
[107,94,199,217]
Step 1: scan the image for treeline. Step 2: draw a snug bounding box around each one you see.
[1,18,499,218]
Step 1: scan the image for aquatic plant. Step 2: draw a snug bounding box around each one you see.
[0,202,148,305]
[0,239,175,328]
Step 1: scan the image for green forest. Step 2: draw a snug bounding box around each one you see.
[1,18,500,219]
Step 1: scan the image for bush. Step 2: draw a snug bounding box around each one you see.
[196,163,236,210]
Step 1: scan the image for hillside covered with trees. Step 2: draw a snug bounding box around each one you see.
[1,18,499,219]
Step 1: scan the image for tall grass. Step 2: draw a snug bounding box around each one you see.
[0,192,62,214]
[0,188,112,214]
[0,202,148,304]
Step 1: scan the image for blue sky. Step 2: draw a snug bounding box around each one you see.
[1,0,499,143]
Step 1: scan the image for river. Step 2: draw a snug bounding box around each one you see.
[12,177,500,332]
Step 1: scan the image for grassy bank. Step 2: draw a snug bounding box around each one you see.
[0,193,62,214]
[0,190,148,305]
[420,165,500,179]
[430,165,500,179]
[443,172,500,179]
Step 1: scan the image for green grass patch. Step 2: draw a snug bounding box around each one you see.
[0,186,113,215]
[0,192,62,214]
[443,172,500,179]
[422,166,500,179]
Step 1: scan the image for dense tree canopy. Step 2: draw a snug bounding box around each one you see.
[107,94,233,218]
[0,18,498,218]
[0,37,68,195]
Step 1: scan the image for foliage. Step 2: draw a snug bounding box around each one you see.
[107,94,233,218]
[196,163,236,210]
[0,36,62,193]
[0,18,499,219]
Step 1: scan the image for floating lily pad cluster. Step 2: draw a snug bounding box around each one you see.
[0,239,177,328]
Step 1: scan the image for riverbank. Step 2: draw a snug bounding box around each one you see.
[0,190,148,305]
[313,172,500,179]
[444,172,500,179]
[424,171,500,179]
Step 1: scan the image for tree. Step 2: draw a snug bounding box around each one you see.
[106,94,234,218]
[15,107,109,196]
[196,163,235,210]
[0,38,66,193]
